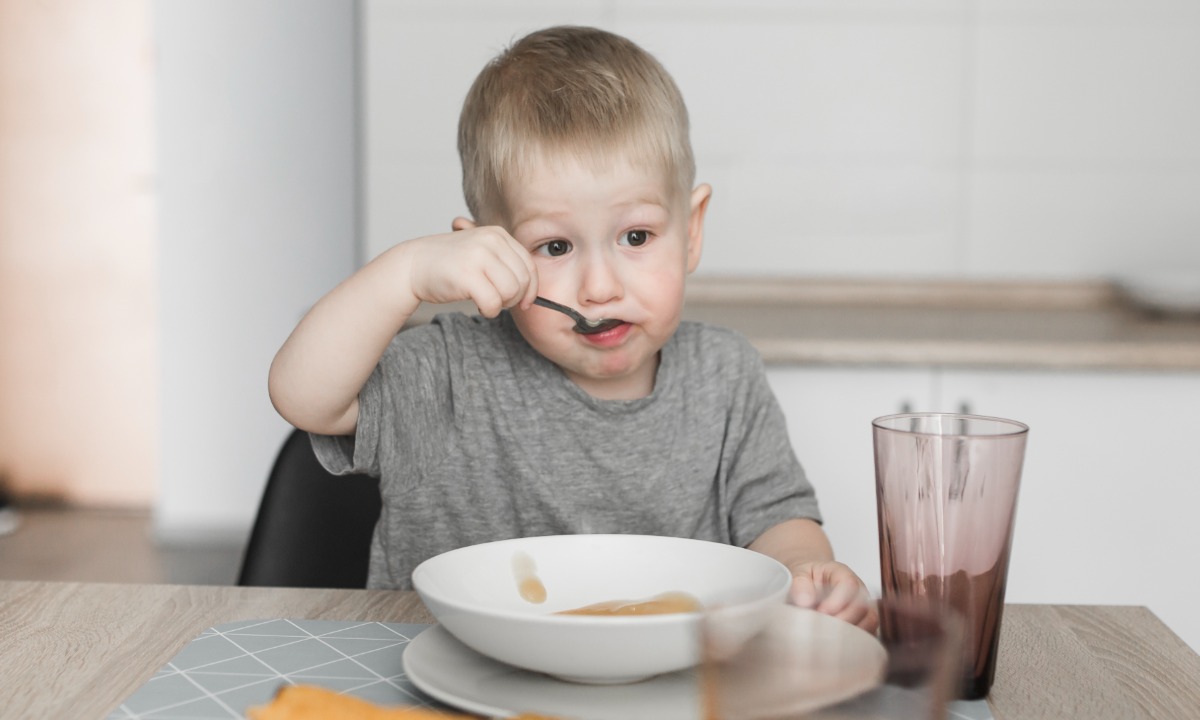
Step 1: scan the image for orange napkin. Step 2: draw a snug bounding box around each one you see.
[247,685,559,720]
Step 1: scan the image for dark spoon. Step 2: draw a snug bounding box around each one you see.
[533,297,623,335]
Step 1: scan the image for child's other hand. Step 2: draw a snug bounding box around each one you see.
[788,561,878,633]
[403,219,538,317]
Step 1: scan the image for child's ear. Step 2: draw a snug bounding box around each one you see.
[686,184,712,274]
[451,216,477,232]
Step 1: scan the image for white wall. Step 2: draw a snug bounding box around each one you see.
[155,1,358,540]
[363,0,1200,281]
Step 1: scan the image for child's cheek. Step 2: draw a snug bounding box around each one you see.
[509,306,558,349]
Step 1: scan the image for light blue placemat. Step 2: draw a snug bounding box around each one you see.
[948,698,996,720]
[106,619,438,719]
[107,619,995,719]
[836,685,995,720]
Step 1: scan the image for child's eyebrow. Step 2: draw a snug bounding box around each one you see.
[627,193,669,208]
[511,212,569,238]
[616,201,671,227]
[623,198,669,215]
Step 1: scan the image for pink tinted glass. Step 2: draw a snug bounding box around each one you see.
[873,413,1028,700]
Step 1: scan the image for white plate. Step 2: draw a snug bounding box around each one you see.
[403,624,701,720]
[403,606,886,720]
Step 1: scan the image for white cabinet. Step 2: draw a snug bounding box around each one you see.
[938,369,1200,654]
[766,366,1200,653]
[764,367,936,599]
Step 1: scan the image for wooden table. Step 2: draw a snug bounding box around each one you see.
[2,581,1198,719]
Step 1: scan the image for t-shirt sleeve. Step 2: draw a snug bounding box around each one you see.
[723,344,822,548]
[308,362,386,477]
[309,320,456,480]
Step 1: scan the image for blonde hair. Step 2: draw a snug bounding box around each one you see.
[458,26,695,223]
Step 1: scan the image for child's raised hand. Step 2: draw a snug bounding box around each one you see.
[788,561,878,633]
[402,220,538,317]
[268,219,537,435]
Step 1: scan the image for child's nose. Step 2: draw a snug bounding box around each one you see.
[577,250,623,306]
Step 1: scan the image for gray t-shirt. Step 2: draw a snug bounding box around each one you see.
[312,311,821,590]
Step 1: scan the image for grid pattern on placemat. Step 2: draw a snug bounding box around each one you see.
[948,699,996,720]
[106,619,438,720]
[106,618,997,720]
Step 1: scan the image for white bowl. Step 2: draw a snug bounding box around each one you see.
[411,534,792,684]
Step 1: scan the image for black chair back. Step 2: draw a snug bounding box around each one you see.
[237,428,381,588]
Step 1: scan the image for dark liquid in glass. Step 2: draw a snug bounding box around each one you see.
[881,553,1010,700]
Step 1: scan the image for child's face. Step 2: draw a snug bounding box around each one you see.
[503,151,710,399]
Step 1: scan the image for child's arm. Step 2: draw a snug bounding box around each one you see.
[268,223,537,435]
[748,518,879,632]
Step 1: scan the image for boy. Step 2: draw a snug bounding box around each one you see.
[270,26,876,631]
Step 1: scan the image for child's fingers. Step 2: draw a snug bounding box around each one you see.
[468,263,532,315]
[833,599,877,632]
[786,562,878,632]
[475,232,536,309]
[856,602,881,633]
[501,234,539,308]
[461,230,531,308]
[482,260,529,309]
[520,263,540,309]
[788,574,819,608]
[814,577,863,616]
[818,578,878,631]
[469,288,505,318]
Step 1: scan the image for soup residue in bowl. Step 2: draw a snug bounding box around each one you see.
[510,551,701,616]
[512,551,547,604]
[556,591,702,616]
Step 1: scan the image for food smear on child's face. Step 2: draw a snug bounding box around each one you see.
[512,551,547,603]
[556,591,701,616]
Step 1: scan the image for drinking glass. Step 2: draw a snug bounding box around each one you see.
[873,412,1028,700]
[700,596,962,720]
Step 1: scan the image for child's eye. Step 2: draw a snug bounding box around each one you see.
[538,239,572,257]
[620,230,649,247]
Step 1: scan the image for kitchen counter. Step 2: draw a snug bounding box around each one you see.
[408,277,1200,371]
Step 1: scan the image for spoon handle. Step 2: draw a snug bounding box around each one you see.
[533,296,586,324]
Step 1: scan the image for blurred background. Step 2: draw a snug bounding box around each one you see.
[1,0,1198,646]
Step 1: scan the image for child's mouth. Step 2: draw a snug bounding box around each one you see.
[573,317,624,335]
[578,321,630,344]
